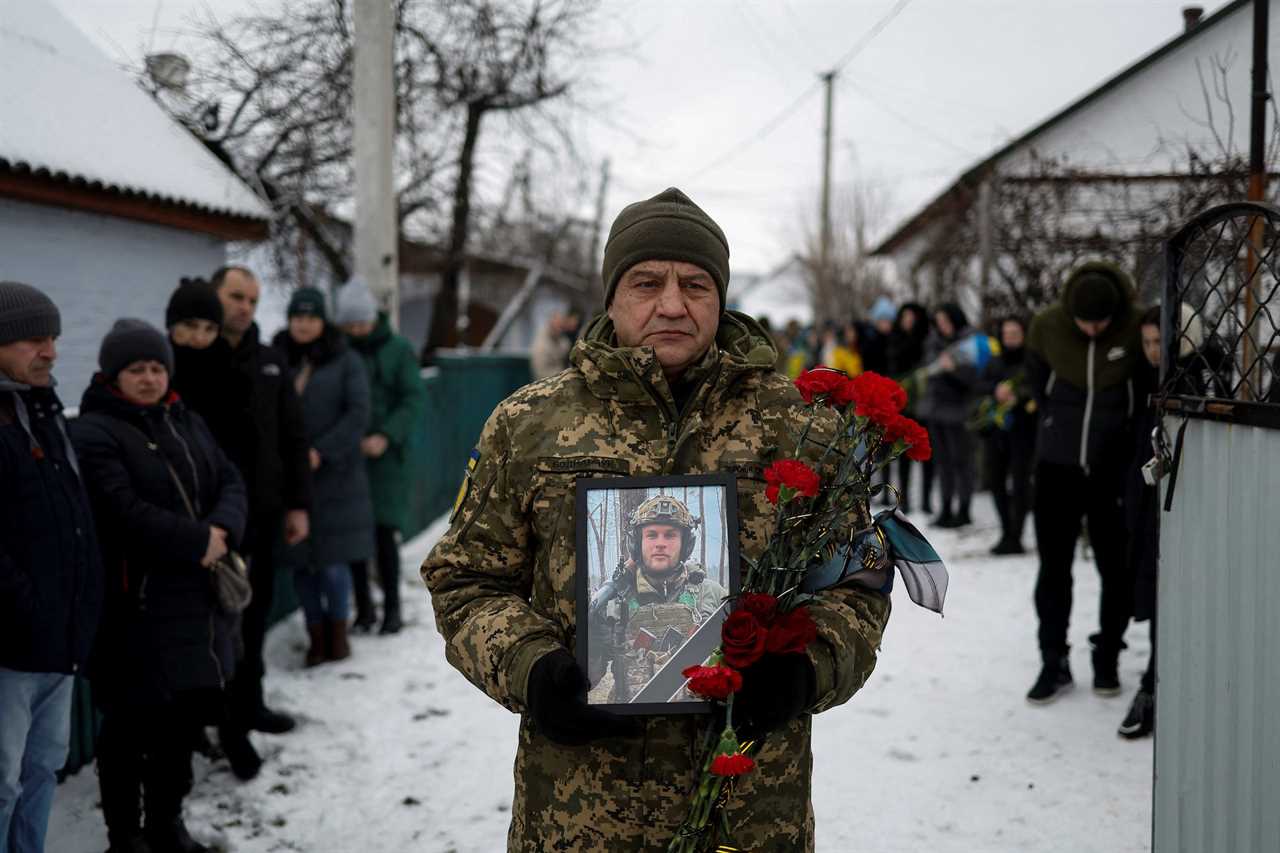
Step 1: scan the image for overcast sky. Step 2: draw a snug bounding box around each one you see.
[55,0,1218,273]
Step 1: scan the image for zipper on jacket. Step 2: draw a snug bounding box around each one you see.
[166,413,203,514]
[208,612,225,689]
[1127,379,1134,417]
[1079,340,1096,473]
[1046,370,1057,397]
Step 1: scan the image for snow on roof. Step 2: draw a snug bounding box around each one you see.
[0,0,270,221]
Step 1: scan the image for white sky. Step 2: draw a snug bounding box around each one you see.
[55,0,1218,273]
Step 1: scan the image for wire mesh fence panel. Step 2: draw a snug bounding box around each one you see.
[1162,201,1280,427]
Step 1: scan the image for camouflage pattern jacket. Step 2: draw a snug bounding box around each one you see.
[422,311,891,852]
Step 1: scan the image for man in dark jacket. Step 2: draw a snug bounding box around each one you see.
[0,281,102,853]
[1025,261,1144,705]
[335,278,427,635]
[210,266,313,778]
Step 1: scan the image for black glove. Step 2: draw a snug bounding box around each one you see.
[732,653,817,740]
[527,649,642,746]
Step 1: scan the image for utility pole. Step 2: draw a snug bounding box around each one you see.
[353,0,399,327]
[1243,0,1269,399]
[819,70,836,320]
[977,180,994,325]
[589,158,612,286]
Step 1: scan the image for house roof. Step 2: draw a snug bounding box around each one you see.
[871,0,1250,256]
[0,0,271,229]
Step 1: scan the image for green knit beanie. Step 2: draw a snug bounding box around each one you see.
[287,287,328,321]
[1067,269,1123,321]
[601,187,730,308]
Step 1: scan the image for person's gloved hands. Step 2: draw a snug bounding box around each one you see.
[732,653,817,740]
[527,649,642,746]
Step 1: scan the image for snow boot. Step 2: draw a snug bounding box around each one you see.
[934,508,959,528]
[951,504,972,527]
[1026,652,1073,705]
[328,619,352,662]
[218,725,262,782]
[990,538,1026,556]
[144,818,210,853]
[1118,689,1155,739]
[304,622,327,668]
[105,831,153,853]
[378,612,403,635]
[350,562,377,634]
[1089,634,1123,696]
[239,681,296,734]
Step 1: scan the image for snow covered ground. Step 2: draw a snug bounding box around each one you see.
[49,500,1153,853]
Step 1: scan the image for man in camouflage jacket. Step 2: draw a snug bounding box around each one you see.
[422,187,891,852]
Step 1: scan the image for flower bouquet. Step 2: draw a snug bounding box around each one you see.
[667,368,947,853]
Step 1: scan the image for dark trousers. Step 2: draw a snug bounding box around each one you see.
[1142,616,1156,693]
[933,422,974,514]
[1033,461,1133,658]
[985,426,1035,542]
[96,692,214,836]
[351,525,402,624]
[228,513,282,720]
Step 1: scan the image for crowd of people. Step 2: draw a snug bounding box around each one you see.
[0,270,425,853]
[756,261,1214,742]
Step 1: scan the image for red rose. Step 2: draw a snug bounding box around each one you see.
[739,593,778,627]
[763,459,821,505]
[850,372,908,424]
[709,752,756,777]
[794,368,855,407]
[765,606,818,654]
[681,664,743,700]
[720,610,767,668]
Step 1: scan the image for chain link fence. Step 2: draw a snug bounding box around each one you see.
[1161,201,1280,428]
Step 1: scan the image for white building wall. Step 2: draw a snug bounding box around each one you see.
[0,198,226,400]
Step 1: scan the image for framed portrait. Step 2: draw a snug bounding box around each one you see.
[575,473,741,715]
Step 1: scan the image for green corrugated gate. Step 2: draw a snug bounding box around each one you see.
[62,352,532,778]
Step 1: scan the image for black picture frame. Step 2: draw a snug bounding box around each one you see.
[575,472,741,715]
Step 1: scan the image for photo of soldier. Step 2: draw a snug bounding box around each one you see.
[584,490,731,707]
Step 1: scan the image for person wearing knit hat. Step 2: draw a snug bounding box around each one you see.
[334,278,379,330]
[98,318,175,388]
[287,287,328,321]
[166,277,224,350]
[1023,259,1143,707]
[1,281,101,853]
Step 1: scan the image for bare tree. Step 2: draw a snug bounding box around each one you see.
[794,181,894,325]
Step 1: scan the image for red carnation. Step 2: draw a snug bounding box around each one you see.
[850,372,908,424]
[709,752,756,777]
[763,459,821,505]
[765,606,818,654]
[794,368,856,407]
[720,610,768,669]
[681,664,743,700]
[902,418,932,461]
[739,593,778,627]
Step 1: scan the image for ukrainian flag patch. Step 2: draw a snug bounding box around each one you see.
[450,449,481,522]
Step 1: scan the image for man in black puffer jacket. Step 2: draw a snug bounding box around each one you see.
[0,282,102,853]
[1025,261,1144,705]
[209,266,313,776]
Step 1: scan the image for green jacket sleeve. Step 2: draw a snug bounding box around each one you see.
[377,339,428,450]
[419,405,564,713]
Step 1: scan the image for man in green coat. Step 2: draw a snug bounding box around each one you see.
[337,279,428,635]
[421,188,890,852]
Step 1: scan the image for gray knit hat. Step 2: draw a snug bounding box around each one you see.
[99,318,174,381]
[0,281,61,346]
[601,187,730,309]
[334,277,379,326]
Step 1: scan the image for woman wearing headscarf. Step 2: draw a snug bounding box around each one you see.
[70,319,247,853]
[273,287,373,667]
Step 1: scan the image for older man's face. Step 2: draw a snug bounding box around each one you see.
[608,260,720,380]
[0,336,57,387]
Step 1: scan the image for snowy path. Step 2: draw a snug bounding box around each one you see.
[49,501,1152,852]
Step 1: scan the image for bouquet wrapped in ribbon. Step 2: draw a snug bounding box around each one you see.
[667,368,949,853]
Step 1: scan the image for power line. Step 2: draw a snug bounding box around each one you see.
[685,0,918,182]
[848,81,979,159]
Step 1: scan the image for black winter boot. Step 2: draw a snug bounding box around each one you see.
[934,508,959,528]
[1118,689,1155,739]
[1026,651,1073,705]
[1089,633,1124,696]
[350,562,377,634]
[144,818,210,853]
[217,725,262,781]
[952,504,972,527]
[106,830,153,853]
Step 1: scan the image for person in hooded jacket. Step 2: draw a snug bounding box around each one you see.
[887,302,931,513]
[1024,261,1143,706]
[70,319,247,853]
[923,303,981,527]
[334,278,427,635]
[980,316,1037,554]
[274,288,373,667]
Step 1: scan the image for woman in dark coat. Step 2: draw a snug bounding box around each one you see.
[888,302,931,513]
[273,288,373,667]
[980,316,1038,554]
[70,319,246,853]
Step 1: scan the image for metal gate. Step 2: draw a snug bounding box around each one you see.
[1155,201,1280,853]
